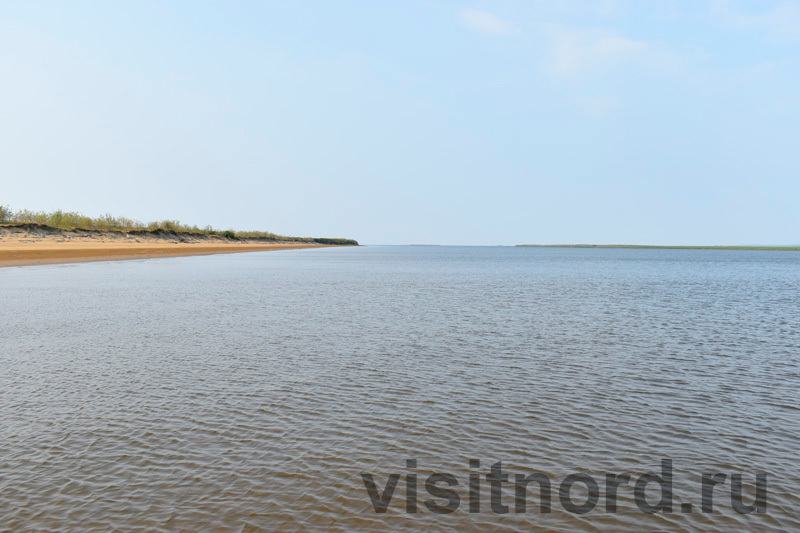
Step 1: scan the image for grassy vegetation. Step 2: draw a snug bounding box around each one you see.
[516,244,800,251]
[0,205,358,245]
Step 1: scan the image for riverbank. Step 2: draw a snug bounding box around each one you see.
[0,224,351,267]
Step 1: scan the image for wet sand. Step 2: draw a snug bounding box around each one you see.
[0,229,333,267]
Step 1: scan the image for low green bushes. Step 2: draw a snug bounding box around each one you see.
[0,205,357,245]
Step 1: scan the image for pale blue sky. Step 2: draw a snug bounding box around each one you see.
[1,1,798,245]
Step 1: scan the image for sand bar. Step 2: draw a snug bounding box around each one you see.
[0,228,336,268]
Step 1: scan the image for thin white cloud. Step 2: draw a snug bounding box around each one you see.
[548,27,648,75]
[528,0,624,17]
[655,0,681,21]
[545,25,692,77]
[711,0,800,41]
[573,96,620,118]
[458,8,513,35]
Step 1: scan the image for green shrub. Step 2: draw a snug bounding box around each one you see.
[0,205,357,244]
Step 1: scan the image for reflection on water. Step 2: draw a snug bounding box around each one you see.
[1,246,799,531]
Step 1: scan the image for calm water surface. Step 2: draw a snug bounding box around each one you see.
[1,246,799,531]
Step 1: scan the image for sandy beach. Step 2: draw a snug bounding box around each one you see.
[0,225,334,267]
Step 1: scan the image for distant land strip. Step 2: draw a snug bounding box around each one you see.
[516,244,800,251]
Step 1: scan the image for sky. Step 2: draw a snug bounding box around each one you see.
[1,0,798,245]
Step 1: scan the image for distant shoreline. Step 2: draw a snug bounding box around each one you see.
[516,244,800,251]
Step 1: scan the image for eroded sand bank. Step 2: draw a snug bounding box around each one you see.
[0,225,336,267]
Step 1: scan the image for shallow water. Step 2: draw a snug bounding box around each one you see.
[1,246,799,531]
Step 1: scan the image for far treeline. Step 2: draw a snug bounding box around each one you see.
[0,205,358,246]
[517,244,800,251]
